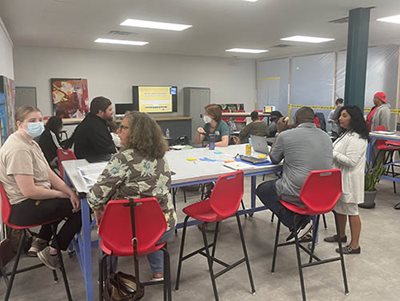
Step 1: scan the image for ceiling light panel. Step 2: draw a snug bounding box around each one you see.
[281,35,334,43]
[94,38,148,46]
[226,48,268,53]
[377,15,400,24]
[121,19,192,31]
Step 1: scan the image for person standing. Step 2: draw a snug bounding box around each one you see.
[328,98,344,138]
[324,106,368,254]
[239,111,269,143]
[73,96,117,162]
[366,92,391,131]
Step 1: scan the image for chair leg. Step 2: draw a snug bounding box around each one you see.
[271,220,281,273]
[200,224,219,301]
[175,216,189,290]
[211,222,220,269]
[235,214,256,294]
[322,214,327,229]
[52,270,59,283]
[270,213,275,223]
[308,215,320,264]
[162,248,172,301]
[98,253,107,301]
[293,216,307,301]
[4,230,26,301]
[333,211,349,295]
[183,189,187,203]
[240,200,248,218]
[51,225,73,301]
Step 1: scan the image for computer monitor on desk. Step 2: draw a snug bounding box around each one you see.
[115,103,135,115]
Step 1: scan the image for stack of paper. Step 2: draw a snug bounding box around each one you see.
[78,162,107,187]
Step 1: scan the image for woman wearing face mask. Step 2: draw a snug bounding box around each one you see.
[195,104,229,147]
[267,111,283,137]
[0,106,81,269]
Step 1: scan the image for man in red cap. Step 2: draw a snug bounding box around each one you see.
[366,91,391,132]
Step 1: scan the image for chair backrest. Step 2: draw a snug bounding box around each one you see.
[0,183,11,226]
[98,197,167,255]
[57,148,77,178]
[374,125,387,149]
[209,170,244,218]
[299,169,342,214]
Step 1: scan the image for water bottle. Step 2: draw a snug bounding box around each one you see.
[165,128,170,139]
[209,134,216,150]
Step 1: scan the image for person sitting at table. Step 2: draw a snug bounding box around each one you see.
[366,91,391,132]
[268,110,283,137]
[256,107,333,241]
[38,116,63,169]
[72,96,117,162]
[239,110,269,143]
[0,106,81,267]
[195,104,229,147]
[87,111,177,281]
[324,105,368,254]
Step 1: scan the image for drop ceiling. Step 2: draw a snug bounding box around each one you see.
[1,0,400,59]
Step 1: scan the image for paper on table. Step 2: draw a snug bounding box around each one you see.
[78,162,107,187]
[223,161,255,171]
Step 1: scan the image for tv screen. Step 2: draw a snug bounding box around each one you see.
[132,86,178,113]
[115,103,135,115]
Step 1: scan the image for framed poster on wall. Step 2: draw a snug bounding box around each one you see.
[51,78,89,118]
[0,76,15,146]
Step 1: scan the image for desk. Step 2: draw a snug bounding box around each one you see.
[63,145,281,301]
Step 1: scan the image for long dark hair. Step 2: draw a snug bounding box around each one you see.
[338,105,369,140]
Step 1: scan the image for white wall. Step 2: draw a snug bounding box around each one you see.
[0,18,14,79]
[13,46,256,116]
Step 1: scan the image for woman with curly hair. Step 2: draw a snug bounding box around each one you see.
[88,111,177,280]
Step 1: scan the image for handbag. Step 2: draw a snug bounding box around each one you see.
[104,199,145,301]
[104,272,144,301]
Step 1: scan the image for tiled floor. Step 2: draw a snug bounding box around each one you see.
[1,176,400,300]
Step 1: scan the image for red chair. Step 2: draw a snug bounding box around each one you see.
[374,125,400,193]
[270,169,348,301]
[98,197,171,301]
[57,148,77,179]
[0,183,72,301]
[175,170,255,301]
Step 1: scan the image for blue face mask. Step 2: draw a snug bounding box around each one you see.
[26,122,45,138]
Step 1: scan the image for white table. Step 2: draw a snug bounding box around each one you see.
[62,144,281,301]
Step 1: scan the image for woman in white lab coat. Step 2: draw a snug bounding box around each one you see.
[324,105,368,255]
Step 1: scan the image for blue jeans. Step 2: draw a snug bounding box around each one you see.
[147,228,174,273]
[256,180,307,231]
[106,228,174,274]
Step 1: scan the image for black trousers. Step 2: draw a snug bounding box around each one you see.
[256,180,309,231]
[9,198,82,250]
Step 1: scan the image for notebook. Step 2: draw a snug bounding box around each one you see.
[239,155,270,165]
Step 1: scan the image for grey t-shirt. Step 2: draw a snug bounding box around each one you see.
[270,123,333,206]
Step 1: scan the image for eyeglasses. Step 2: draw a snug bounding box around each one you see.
[119,125,129,130]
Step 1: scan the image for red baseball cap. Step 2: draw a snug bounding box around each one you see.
[374,91,387,103]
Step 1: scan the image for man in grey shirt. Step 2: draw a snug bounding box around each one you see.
[256,107,333,240]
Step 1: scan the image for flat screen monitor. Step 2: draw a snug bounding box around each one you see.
[115,103,135,115]
[132,86,178,113]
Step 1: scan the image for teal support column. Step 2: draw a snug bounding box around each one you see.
[344,8,371,110]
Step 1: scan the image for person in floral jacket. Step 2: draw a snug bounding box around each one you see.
[88,111,176,280]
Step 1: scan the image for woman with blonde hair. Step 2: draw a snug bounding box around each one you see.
[0,106,81,268]
[88,111,176,280]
